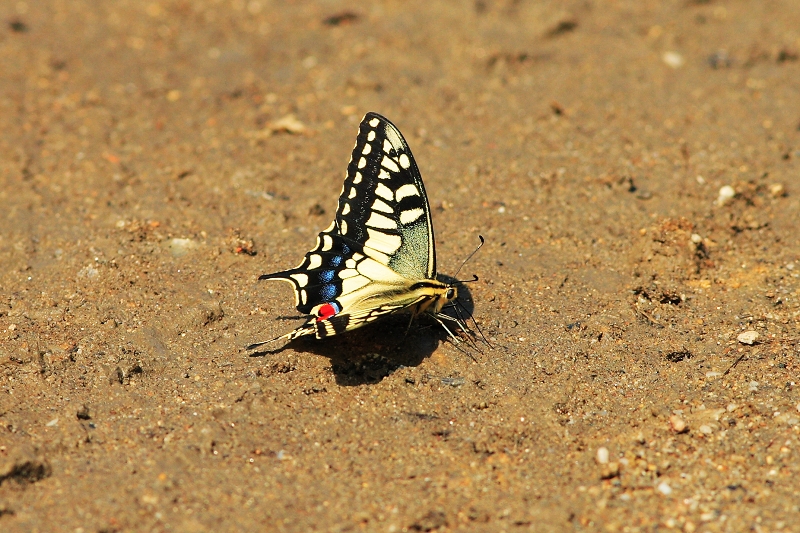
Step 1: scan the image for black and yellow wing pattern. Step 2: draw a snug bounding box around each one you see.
[248,113,460,348]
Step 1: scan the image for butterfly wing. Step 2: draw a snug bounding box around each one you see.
[337,112,436,280]
[253,113,440,342]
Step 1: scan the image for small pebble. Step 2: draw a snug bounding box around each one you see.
[168,238,197,258]
[749,381,759,392]
[46,418,59,427]
[769,183,785,197]
[669,414,688,433]
[716,185,736,205]
[440,377,465,387]
[596,447,610,464]
[78,265,100,280]
[267,114,307,135]
[707,50,732,69]
[737,331,759,345]
[662,51,685,68]
[775,414,800,426]
[698,424,713,435]
[657,481,672,495]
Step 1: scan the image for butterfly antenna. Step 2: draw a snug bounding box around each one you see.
[453,235,485,279]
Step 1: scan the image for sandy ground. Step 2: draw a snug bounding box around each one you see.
[2,1,800,532]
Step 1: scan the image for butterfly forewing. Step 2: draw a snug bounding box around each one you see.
[337,113,436,279]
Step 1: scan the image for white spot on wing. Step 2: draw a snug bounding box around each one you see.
[400,207,425,225]
[362,143,372,155]
[340,220,348,234]
[378,169,391,180]
[366,212,397,229]
[399,154,411,169]
[358,157,366,169]
[371,198,393,213]
[382,156,399,172]
[365,228,402,254]
[395,183,420,201]
[353,171,363,184]
[369,117,380,127]
[348,187,357,199]
[322,234,333,251]
[362,246,389,265]
[383,123,405,151]
[367,130,376,141]
[375,183,393,201]
[290,273,309,287]
[338,268,358,279]
[383,139,393,153]
[300,289,307,305]
[307,255,322,270]
[341,203,351,215]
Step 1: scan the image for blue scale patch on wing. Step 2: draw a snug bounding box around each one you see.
[258,226,355,315]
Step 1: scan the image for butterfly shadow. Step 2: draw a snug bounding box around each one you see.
[249,278,478,387]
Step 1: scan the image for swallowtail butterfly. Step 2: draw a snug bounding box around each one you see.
[247,112,466,349]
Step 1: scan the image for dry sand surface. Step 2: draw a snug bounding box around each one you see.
[2,1,800,532]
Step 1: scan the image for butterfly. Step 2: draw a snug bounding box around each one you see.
[247,112,471,350]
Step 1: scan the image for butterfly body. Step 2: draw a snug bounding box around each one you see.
[248,113,460,349]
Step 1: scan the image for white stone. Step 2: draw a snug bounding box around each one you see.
[737,331,759,345]
[716,185,736,206]
[662,51,684,68]
[596,447,609,464]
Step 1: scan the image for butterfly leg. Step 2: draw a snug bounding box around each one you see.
[432,314,462,344]
[403,313,416,338]
[436,313,483,354]
[433,314,480,362]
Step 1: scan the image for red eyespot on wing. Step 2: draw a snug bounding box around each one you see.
[317,303,338,322]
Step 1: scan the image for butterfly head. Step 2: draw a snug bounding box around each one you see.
[438,284,458,312]
[414,282,458,317]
